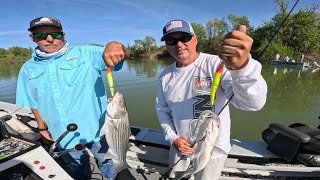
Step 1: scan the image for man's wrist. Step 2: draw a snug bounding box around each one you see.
[37,127,48,131]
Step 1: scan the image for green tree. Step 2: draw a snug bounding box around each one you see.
[256,39,294,61]
[191,23,206,52]
[251,0,320,61]
[130,36,157,58]
[286,10,320,53]
[144,36,157,57]
[0,46,32,64]
[206,18,228,42]
[0,48,6,58]
[227,14,254,36]
[130,39,144,57]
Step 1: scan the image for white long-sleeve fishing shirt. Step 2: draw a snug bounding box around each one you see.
[155,52,267,159]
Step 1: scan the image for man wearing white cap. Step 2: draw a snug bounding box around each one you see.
[155,19,267,179]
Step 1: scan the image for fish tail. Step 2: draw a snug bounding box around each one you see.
[104,150,117,160]
[104,146,130,174]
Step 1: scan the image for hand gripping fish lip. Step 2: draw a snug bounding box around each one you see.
[173,110,220,180]
[189,110,220,139]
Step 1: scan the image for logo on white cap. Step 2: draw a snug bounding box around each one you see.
[35,17,53,25]
[166,21,183,32]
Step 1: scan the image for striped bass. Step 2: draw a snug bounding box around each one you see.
[101,92,131,174]
[173,110,220,180]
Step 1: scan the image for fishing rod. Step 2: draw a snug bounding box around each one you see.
[160,1,301,179]
[257,0,301,59]
[220,0,301,114]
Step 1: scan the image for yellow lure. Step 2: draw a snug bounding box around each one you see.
[106,67,115,97]
[210,63,224,106]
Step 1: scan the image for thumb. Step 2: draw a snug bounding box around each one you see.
[237,25,247,34]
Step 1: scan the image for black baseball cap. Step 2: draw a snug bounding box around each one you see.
[28,17,63,31]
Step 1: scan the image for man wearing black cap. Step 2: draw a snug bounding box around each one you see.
[16,16,129,180]
[155,20,267,179]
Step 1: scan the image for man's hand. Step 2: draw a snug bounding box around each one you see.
[218,25,253,70]
[39,130,53,144]
[31,108,54,144]
[103,41,129,67]
[172,137,195,155]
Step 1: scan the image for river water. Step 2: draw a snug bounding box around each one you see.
[1,59,320,141]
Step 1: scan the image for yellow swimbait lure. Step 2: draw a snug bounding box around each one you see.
[210,62,224,106]
[106,67,115,97]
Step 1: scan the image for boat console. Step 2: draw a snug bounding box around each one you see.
[0,114,73,179]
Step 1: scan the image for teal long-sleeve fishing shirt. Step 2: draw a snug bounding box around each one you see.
[16,45,123,149]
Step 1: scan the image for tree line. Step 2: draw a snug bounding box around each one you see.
[1,0,319,64]
[0,47,33,64]
[128,0,320,62]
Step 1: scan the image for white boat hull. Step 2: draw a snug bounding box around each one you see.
[1,101,319,179]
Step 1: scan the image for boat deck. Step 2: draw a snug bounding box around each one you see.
[1,101,320,179]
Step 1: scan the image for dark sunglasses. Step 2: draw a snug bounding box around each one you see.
[165,35,193,46]
[32,32,64,40]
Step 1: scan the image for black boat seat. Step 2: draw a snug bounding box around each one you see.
[289,123,320,153]
[262,123,320,167]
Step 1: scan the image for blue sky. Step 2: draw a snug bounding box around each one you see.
[0,0,318,49]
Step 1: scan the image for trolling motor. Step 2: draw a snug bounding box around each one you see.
[48,123,80,157]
